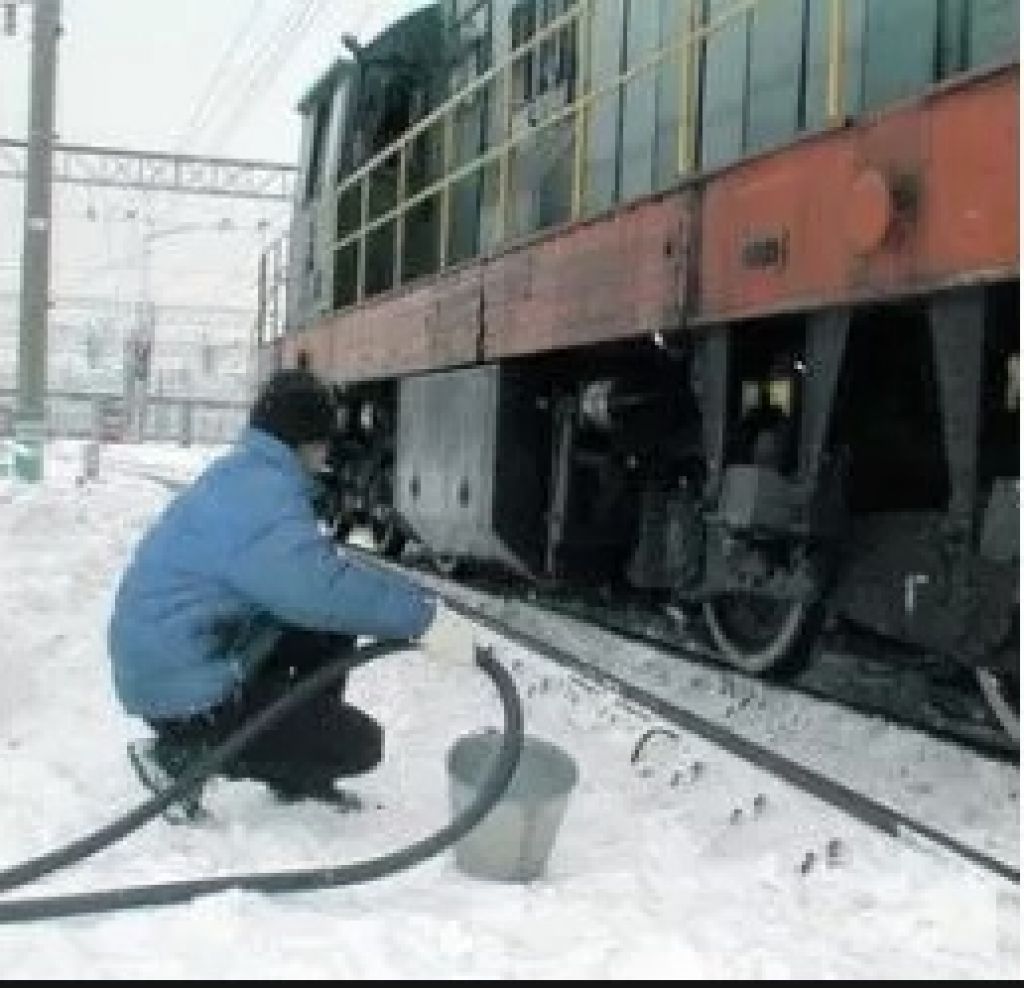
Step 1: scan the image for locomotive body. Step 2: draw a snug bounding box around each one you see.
[257,0,1020,740]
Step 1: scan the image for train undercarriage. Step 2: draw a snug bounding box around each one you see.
[269,4,1018,746]
[318,281,1019,743]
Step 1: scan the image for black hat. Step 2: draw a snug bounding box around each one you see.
[249,369,336,447]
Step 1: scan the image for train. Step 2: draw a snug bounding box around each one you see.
[255,0,1020,743]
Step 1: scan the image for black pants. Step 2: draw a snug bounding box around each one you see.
[148,628,383,796]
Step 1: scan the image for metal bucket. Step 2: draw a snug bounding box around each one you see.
[447,731,578,882]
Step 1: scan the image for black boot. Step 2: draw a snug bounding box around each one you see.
[127,736,209,824]
[229,759,363,810]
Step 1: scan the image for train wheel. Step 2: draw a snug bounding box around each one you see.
[976,668,1019,744]
[702,595,810,675]
[370,517,406,559]
[434,554,462,578]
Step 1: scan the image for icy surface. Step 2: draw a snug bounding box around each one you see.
[0,440,1017,979]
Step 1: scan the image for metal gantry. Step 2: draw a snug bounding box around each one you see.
[0,138,297,201]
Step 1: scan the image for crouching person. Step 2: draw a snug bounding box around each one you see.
[108,368,476,815]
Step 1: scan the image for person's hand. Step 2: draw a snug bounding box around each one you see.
[417,602,480,668]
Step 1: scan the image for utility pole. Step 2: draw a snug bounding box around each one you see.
[15,0,61,481]
[125,219,155,443]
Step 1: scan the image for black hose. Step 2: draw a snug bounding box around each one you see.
[0,644,524,925]
[0,640,395,895]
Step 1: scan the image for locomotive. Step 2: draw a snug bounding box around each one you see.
[256,0,1020,742]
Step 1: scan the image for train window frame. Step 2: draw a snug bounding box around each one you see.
[508,0,575,108]
[509,0,537,105]
[540,0,575,97]
[304,96,332,204]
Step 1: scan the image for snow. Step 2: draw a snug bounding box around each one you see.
[0,439,1018,979]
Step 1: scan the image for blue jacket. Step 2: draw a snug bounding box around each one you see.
[109,427,435,719]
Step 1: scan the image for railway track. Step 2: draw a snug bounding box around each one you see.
[385,555,1019,886]
[394,547,1018,763]
[132,470,1019,883]
[450,596,1018,885]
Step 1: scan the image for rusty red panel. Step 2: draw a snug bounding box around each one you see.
[278,333,303,371]
[483,193,691,359]
[283,265,482,383]
[289,320,335,371]
[699,64,1019,322]
[926,68,1019,274]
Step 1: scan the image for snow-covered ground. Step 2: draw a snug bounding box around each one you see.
[0,439,1018,979]
[427,578,1021,871]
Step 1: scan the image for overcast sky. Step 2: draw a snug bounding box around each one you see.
[0,1,427,324]
[1,0,428,161]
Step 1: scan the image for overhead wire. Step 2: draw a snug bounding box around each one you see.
[177,0,312,154]
[193,0,320,154]
[175,0,271,152]
[201,0,383,294]
[197,0,357,295]
[202,0,327,154]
